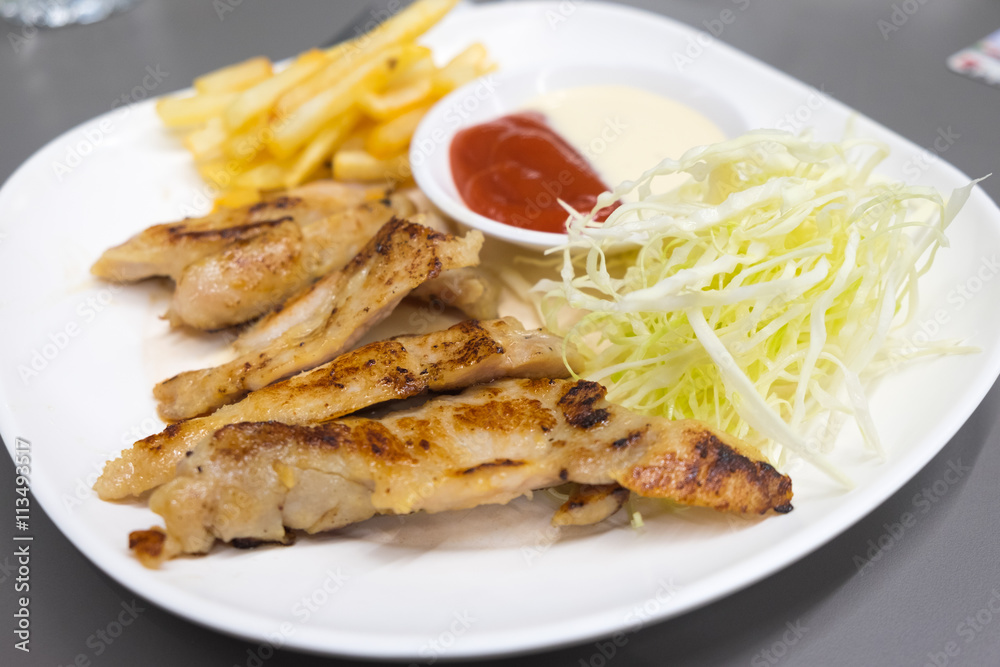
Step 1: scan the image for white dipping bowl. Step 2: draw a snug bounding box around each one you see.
[410,61,748,250]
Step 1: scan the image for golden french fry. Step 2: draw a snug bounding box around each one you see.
[365,103,432,158]
[197,149,272,188]
[386,52,435,88]
[360,77,433,122]
[183,117,228,159]
[224,49,328,131]
[333,147,411,183]
[213,187,262,210]
[268,46,405,159]
[197,159,236,189]
[194,56,273,94]
[219,119,272,160]
[328,0,459,60]
[278,41,430,120]
[431,42,491,96]
[274,59,349,119]
[234,160,291,190]
[157,91,238,128]
[160,0,481,198]
[284,110,361,188]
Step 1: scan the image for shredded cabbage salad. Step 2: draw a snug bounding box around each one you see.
[538,130,980,485]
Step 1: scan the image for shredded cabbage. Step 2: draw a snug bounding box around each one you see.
[538,130,980,485]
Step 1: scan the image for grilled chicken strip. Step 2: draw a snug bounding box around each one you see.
[165,193,417,330]
[129,378,792,567]
[91,181,381,282]
[409,266,499,322]
[233,261,496,354]
[96,318,575,500]
[153,219,484,421]
[551,484,631,527]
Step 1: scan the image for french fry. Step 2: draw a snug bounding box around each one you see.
[213,188,262,210]
[220,118,272,161]
[284,110,361,188]
[431,42,493,96]
[274,58,350,120]
[197,149,271,188]
[365,103,432,158]
[234,160,292,190]
[386,52,436,89]
[157,0,485,204]
[360,77,433,122]
[183,117,228,160]
[268,46,405,159]
[157,91,239,128]
[194,57,273,94]
[329,0,460,61]
[224,49,328,131]
[333,147,411,183]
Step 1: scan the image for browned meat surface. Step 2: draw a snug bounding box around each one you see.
[152,219,484,420]
[131,378,792,567]
[164,193,416,329]
[409,266,499,322]
[95,318,575,500]
[91,181,380,283]
[551,484,631,526]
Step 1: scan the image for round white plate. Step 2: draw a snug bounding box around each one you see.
[2,1,1000,660]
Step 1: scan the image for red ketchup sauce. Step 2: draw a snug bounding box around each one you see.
[449,112,619,233]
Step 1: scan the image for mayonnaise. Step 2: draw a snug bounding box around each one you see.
[521,84,727,198]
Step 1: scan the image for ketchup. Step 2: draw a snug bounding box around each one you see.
[449,112,619,233]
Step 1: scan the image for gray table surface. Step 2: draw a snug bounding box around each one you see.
[2,1,1000,665]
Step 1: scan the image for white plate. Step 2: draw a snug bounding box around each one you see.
[2,1,1000,660]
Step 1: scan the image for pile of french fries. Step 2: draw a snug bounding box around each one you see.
[156,0,494,208]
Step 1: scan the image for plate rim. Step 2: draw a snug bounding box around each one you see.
[2,0,1000,660]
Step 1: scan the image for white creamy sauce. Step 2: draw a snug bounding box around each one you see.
[521,84,726,199]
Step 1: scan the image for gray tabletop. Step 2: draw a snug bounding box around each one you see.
[2,1,1000,665]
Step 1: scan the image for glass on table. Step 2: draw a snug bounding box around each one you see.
[0,0,142,27]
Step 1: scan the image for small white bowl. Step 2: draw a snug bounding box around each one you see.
[410,61,748,250]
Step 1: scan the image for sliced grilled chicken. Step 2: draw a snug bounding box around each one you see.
[96,318,576,500]
[551,484,631,526]
[152,219,484,421]
[164,193,416,330]
[409,266,499,322]
[129,378,792,567]
[91,181,381,282]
